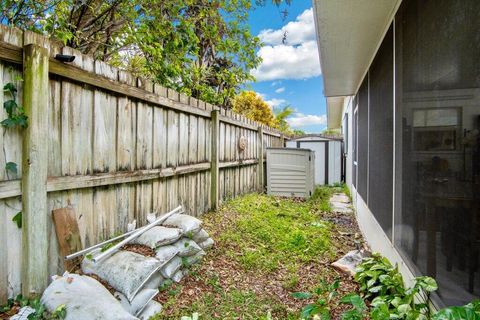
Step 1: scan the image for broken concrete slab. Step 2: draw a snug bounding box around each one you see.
[331,250,371,276]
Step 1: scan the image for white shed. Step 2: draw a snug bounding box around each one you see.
[286,135,343,185]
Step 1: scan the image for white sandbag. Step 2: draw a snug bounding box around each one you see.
[162,214,202,234]
[198,237,214,250]
[172,269,185,283]
[41,273,137,320]
[115,289,158,316]
[173,238,202,257]
[142,272,164,290]
[155,244,179,261]
[160,256,182,278]
[132,226,182,249]
[146,213,156,224]
[138,301,163,320]
[192,229,210,243]
[82,250,162,302]
[186,250,206,266]
[127,220,137,232]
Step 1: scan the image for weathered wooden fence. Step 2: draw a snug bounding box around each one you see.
[0,26,285,302]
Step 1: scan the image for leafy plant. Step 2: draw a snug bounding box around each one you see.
[432,300,480,320]
[12,211,22,228]
[355,253,437,320]
[355,253,405,299]
[292,279,340,319]
[2,82,28,129]
[340,294,368,320]
[0,294,66,319]
[5,161,17,175]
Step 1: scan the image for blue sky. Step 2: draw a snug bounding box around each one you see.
[247,1,327,133]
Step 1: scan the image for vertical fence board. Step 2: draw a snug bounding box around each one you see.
[22,44,49,297]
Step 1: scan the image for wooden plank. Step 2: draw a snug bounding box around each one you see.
[210,110,220,210]
[49,59,211,118]
[0,42,22,64]
[136,94,153,169]
[152,178,166,215]
[0,162,212,199]
[178,113,188,165]
[0,200,6,303]
[257,126,264,192]
[218,159,258,168]
[188,115,198,164]
[167,110,179,167]
[48,77,61,176]
[94,61,118,237]
[135,79,154,225]
[6,198,22,299]
[61,47,94,176]
[21,44,49,297]
[93,61,117,173]
[117,71,136,171]
[152,91,167,168]
[52,207,82,271]
[116,72,136,240]
[197,117,206,162]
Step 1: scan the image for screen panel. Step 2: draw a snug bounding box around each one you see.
[394,0,480,306]
[357,77,369,200]
[368,26,394,239]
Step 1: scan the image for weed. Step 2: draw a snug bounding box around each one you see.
[0,295,66,319]
[282,273,300,290]
[221,190,333,272]
[292,279,340,319]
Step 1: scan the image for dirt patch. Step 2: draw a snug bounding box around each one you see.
[121,244,156,257]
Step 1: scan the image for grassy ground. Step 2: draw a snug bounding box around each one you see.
[153,185,363,319]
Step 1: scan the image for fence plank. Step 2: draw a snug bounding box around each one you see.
[21,44,49,297]
[257,126,264,192]
[210,110,220,210]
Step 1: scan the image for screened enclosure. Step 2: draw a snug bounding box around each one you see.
[350,0,480,306]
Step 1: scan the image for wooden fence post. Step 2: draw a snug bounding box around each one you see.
[280,134,285,147]
[210,110,220,210]
[21,44,49,297]
[257,126,264,192]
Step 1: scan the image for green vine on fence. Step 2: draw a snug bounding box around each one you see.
[3,82,25,229]
[3,82,28,129]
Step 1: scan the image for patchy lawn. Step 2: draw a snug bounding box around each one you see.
[153,185,363,319]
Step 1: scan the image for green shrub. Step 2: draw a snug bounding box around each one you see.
[355,253,437,319]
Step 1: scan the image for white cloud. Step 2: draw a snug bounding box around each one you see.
[275,87,285,93]
[252,8,321,82]
[265,98,287,108]
[252,41,321,81]
[287,113,327,128]
[257,92,267,100]
[259,9,316,46]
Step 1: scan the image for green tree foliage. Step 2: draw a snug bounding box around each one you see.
[1,0,276,107]
[232,91,277,127]
[293,129,306,136]
[273,105,294,133]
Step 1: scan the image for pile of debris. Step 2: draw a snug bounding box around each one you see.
[40,206,214,320]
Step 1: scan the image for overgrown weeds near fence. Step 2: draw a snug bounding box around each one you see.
[154,186,363,319]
